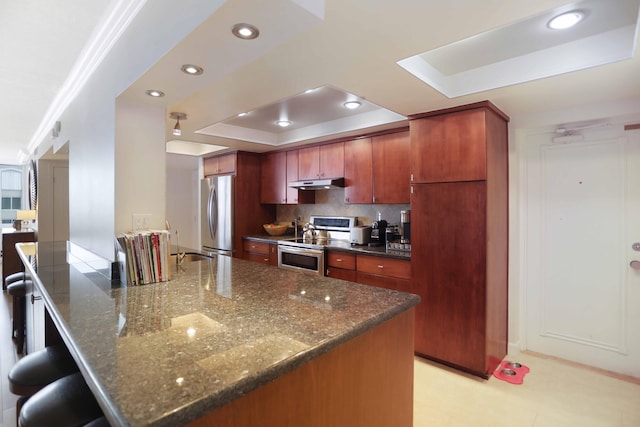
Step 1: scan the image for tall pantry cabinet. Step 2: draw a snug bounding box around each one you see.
[409,101,509,378]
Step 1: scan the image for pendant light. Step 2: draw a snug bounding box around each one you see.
[169,112,187,136]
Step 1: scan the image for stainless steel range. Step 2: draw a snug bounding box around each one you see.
[277,216,357,275]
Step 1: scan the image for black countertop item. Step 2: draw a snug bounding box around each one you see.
[17,241,419,427]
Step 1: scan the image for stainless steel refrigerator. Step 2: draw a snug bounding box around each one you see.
[201,175,234,256]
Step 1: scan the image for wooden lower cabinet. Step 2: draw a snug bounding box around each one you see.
[242,240,277,266]
[326,251,412,293]
[187,308,415,427]
[356,255,411,292]
[411,181,507,378]
[326,252,357,281]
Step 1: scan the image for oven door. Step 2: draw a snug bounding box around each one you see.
[278,245,325,275]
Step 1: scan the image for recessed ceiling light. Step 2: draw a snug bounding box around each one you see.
[145,89,165,97]
[232,23,259,40]
[343,101,362,109]
[180,64,204,75]
[276,120,291,127]
[304,88,318,94]
[238,112,248,117]
[547,10,585,30]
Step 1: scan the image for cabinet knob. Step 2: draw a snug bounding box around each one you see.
[251,245,256,249]
[336,258,343,262]
[264,258,269,262]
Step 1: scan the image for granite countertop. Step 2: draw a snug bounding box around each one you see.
[17,241,419,427]
[244,234,411,260]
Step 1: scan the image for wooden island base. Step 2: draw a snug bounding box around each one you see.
[188,308,415,427]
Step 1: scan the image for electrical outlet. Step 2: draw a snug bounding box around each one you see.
[132,214,151,231]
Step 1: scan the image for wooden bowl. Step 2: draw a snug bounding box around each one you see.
[263,223,289,236]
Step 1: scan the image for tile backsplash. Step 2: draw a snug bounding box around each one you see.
[276,188,410,228]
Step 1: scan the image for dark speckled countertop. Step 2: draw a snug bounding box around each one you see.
[17,241,419,427]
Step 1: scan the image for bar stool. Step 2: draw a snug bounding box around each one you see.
[5,272,27,287]
[8,344,79,421]
[83,416,110,427]
[7,279,30,354]
[18,372,104,427]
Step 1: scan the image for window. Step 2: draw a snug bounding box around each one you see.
[0,167,23,227]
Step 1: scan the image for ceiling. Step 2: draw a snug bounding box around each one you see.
[2,0,640,164]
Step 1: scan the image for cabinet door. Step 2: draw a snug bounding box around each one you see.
[410,109,487,183]
[261,152,287,204]
[344,138,372,203]
[286,151,314,204]
[217,153,236,174]
[327,268,357,282]
[372,131,410,203]
[298,146,320,180]
[411,182,487,374]
[203,156,218,176]
[319,142,344,179]
[204,153,236,176]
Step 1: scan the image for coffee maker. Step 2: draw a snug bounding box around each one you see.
[369,212,387,247]
[400,210,411,243]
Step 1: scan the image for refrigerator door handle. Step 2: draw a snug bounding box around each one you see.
[207,184,216,240]
[211,185,218,239]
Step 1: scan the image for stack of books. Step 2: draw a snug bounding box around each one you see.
[115,230,171,285]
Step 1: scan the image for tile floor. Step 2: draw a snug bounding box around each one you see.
[1,290,639,427]
[414,353,640,427]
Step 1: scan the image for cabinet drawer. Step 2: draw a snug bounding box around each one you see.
[356,255,411,279]
[327,252,356,270]
[243,240,270,255]
[357,272,411,292]
[245,252,271,265]
[326,267,357,282]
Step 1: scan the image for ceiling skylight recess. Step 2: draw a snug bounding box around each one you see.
[397,0,639,98]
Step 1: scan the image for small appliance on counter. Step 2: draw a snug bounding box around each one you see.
[369,212,387,247]
[350,226,371,245]
[400,210,411,243]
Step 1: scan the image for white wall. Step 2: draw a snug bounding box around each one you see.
[33,1,226,262]
[36,159,69,242]
[166,154,200,250]
[507,97,640,355]
[115,99,166,233]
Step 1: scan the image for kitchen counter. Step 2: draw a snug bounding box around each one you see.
[17,241,419,427]
[244,234,411,259]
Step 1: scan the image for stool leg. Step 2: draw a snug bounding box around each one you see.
[13,295,25,354]
[16,396,28,427]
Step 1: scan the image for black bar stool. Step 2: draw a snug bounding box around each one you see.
[18,372,104,427]
[7,278,30,354]
[8,344,79,422]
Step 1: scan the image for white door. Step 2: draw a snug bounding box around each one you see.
[523,125,640,377]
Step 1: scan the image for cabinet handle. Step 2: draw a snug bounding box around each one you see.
[327,269,331,275]
[31,295,42,304]
[264,258,269,262]
[336,258,343,262]
[377,265,384,269]
[251,245,256,249]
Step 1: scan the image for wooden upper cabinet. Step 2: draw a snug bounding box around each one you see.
[298,142,344,180]
[372,131,410,203]
[344,138,373,204]
[286,150,314,204]
[410,108,489,183]
[260,151,287,204]
[204,153,236,176]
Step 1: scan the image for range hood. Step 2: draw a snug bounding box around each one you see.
[288,178,345,190]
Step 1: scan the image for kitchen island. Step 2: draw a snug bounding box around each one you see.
[17,241,419,427]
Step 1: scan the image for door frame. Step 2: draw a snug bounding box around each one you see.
[515,112,640,367]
